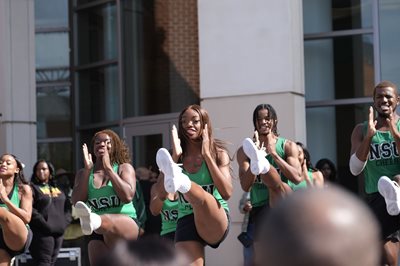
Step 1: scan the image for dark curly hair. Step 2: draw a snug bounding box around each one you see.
[91,129,131,165]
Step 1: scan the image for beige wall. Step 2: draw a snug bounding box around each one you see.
[198,0,305,264]
[0,0,36,176]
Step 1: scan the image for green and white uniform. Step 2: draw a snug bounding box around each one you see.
[178,161,229,219]
[0,182,20,209]
[268,137,288,181]
[160,198,178,236]
[87,164,137,219]
[250,137,287,207]
[362,120,400,239]
[363,120,400,194]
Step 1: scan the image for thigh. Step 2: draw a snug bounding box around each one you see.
[175,240,204,266]
[100,214,138,240]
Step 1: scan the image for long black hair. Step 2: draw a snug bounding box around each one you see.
[315,158,337,182]
[2,154,29,189]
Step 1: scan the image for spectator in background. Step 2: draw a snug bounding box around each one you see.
[136,166,161,236]
[238,192,253,266]
[29,160,72,266]
[315,158,337,184]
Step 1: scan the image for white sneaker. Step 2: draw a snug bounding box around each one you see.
[75,201,102,235]
[378,176,400,216]
[156,148,191,194]
[242,138,270,175]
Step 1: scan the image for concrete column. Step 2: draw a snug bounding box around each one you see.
[0,0,36,175]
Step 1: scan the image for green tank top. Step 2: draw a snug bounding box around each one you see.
[250,137,287,207]
[268,137,287,180]
[0,182,20,209]
[160,198,178,236]
[288,169,313,191]
[363,120,400,194]
[87,164,137,218]
[178,161,229,219]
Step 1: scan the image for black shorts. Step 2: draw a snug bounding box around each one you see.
[161,231,175,242]
[0,227,33,257]
[365,192,400,241]
[175,209,230,249]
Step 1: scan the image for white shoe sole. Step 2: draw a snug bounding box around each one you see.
[242,138,264,175]
[378,176,400,216]
[75,201,93,235]
[156,148,178,193]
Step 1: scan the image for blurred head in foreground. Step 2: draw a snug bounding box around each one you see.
[256,186,380,266]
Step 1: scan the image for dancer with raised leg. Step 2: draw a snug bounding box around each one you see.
[155,105,232,266]
[71,129,139,266]
[349,80,400,266]
[0,154,33,265]
[236,104,300,265]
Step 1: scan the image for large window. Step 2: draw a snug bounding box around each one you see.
[120,0,199,117]
[35,0,73,172]
[303,0,400,193]
[72,0,200,167]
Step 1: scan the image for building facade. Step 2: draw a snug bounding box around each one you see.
[1,0,399,265]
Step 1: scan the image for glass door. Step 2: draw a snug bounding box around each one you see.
[123,113,179,170]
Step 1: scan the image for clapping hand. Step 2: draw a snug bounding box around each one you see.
[0,179,7,202]
[171,125,182,162]
[82,143,93,170]
[386,106,400,137]
[201,124,211,157]
[101,147,113,171]
[366,106,377,138]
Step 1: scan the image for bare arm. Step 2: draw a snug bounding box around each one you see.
[270,140,302,184]
[149,177,168,216]
[312,170,324,188]
[204,149,233,200]
[107,163,136,203]
[237,147,256,192]
[71,169,90,205]
[350,124,372,160]
[351,107,376,159]
[201,124,233,200]
[71,143,93,205]
[387,107,400,155]
[1,183,33,224]
[301,163,312,187]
